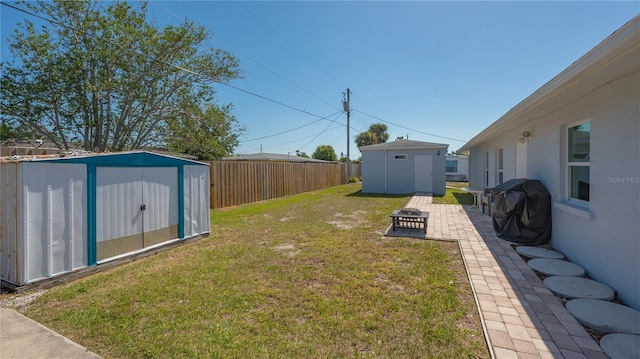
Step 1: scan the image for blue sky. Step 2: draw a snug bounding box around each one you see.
[1,1,638,158]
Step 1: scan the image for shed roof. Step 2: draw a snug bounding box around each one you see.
[458,15,640,152]
[6,150,208,166]
[359,140,448,151]
[228,153,335,163]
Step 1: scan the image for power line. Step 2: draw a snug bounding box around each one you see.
[296,111,343,152]
[0,1,337,126]
[150,0,341,112]
[258,132,325,151]
[242,110,342,142]
[353,109,468,143]
[234,0,346,90]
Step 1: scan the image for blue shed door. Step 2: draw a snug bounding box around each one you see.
[96,167,178,261]
[415,155,433,193]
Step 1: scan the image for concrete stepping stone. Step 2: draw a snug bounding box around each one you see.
[543,276,615,300]
[566,299,640,334]
[527,258,585,277]
[600,333,640,359]
[515,246,565,259]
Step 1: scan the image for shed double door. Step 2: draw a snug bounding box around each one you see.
[96,167,179,261]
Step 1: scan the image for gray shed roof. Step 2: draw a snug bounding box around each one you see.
[359,140,448,151]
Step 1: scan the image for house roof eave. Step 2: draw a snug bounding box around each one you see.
[458,15,640,153]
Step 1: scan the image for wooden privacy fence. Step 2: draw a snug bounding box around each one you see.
[209,161,361,209]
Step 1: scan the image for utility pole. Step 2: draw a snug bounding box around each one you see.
[343,88,351,181]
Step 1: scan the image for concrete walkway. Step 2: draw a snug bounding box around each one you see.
[0,307,101,359]
[400,193,608,359]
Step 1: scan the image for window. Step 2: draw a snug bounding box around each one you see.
[567,121,590,202]
[446,160,458,173]
[497,147,504,184]
[394,154,407,160]
[485,151,490,187]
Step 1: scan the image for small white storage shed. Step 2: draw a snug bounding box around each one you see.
[360,140,448,195]
[1,151,210,287]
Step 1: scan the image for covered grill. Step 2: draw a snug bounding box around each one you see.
[492,178,552,245]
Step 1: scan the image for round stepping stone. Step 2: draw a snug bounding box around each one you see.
[600,333,640,359]
[566,299,640,334]
[527,258,585,277]
[516,246,565,259]
[543,276,615,300]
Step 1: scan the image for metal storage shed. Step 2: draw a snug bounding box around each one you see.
[1,151,210,287]
[360,140,448,195]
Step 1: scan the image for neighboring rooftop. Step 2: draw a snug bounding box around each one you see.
[227,152,335,163]
[359,139,449,151]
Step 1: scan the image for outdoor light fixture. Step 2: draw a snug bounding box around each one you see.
[437,150,441,156]
[519,131,532,144]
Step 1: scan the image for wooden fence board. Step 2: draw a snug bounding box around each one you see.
[208,161,361,209]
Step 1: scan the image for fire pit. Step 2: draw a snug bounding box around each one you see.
[390,208,429,233]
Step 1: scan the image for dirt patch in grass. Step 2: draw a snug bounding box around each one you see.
[273,243,301,257]
[327,209,368,229]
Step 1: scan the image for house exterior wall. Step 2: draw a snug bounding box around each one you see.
[467,71,640,310]
[467,131,521,188]
[362,148,446,195]
[446,155,469,181]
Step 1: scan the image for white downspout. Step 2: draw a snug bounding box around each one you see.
[384,149,388,193]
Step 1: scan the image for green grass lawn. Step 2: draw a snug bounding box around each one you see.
[20,183,488,358]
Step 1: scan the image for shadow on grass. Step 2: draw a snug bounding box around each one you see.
[453,192,474,206]
[346,190,412,199]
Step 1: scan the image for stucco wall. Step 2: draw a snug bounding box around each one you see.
[361,150,386,193]
[446,156,469,181]
[467,71,640,310]
[362,148,446,195]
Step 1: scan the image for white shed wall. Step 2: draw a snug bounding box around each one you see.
[22,162,87,283]
[183,165,211,237]
[1,162,21,283]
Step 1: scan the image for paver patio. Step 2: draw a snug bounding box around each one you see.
[399,193,608,359]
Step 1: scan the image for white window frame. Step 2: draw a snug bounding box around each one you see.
[497,147,504,185]
[484,151,490,187]
[394,154,408,160]
[566,119,590,206]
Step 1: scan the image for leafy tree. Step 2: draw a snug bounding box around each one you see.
[165,104,244,160]
[312,145,337,161]
[1,0,242,157]
[369,123,389,143]
[295,150,309,158]
[0,121,17,142]
[355,123,389,148]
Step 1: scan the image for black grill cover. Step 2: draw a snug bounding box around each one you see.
[492,179,551,245]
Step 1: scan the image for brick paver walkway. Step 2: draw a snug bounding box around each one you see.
[397,193,608,359]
